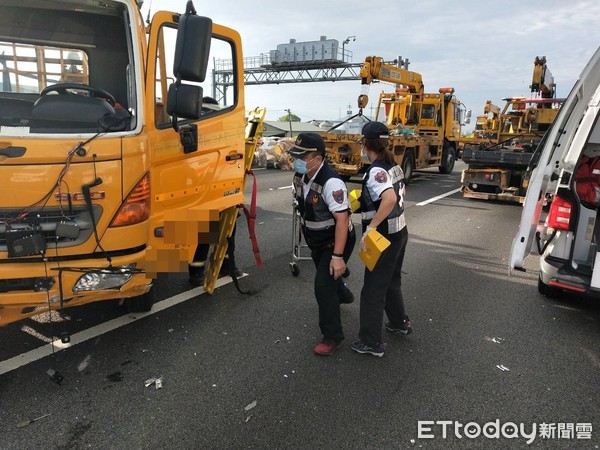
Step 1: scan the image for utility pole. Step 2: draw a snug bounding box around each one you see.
[285,108,293,137]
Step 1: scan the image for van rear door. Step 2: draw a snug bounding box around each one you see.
[510,46,600,271]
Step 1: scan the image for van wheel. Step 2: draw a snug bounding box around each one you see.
[402,153,414,184]
[537,276,561,298]
[125,287,155,312]
[439,146,455,174]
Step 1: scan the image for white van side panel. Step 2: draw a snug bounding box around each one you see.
[511,46,600,271]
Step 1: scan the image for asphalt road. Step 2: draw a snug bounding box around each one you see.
[1,161,600,449]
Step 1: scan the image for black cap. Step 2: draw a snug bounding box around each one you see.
[362,121,390,139]
[288,132,325,158]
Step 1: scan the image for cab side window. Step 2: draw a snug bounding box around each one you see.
[421,104,435,120]
[154,26,236,127]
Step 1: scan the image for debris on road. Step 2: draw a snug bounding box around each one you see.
[106,371,123,382]
[244,400,257,412]
[16,413,52,428]
[47,369,64,385]
[77,354,91,372]
[496,365,510,372]
[144,376,164,389]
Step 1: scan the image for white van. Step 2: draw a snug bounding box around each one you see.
[511,46,600,297]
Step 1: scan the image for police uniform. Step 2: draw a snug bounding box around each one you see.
[290,133,356,346]
[292,150,356,345]
[358,160,409,346]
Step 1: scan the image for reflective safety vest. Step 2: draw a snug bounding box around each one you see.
[293,163,346,250]
[360,161,406,237]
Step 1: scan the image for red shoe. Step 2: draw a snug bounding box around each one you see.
[313,339,342,356]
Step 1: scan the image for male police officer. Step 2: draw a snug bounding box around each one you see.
[289,133,356,355]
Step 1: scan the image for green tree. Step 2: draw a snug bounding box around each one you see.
[278,112,301,122]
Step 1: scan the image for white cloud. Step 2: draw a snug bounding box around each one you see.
[144,0,600,128]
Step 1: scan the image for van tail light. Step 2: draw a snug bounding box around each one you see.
[546,195,572,230]
[110,173,151,227]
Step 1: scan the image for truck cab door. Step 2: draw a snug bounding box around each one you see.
[510,46,600,271]
[143,5,247,279]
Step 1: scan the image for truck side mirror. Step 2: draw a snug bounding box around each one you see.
[463,109,472,125]
[167,1,212,129]
[173,1,212,82]
[166,83,203,120]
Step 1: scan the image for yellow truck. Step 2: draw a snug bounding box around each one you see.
[467,100,500,142]
[0,0,264,326]
[461,57,562,202]
[324,56,468,182]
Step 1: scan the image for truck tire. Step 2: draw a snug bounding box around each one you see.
[439,146,455,174]
[125,286,155,313]
[402,153,414,184]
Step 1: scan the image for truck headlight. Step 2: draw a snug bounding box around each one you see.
[72,264,136,293]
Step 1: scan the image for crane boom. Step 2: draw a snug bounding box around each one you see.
[531,56,555,99]
[359,56,424,94]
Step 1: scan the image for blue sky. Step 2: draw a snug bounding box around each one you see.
[143,0,600,129]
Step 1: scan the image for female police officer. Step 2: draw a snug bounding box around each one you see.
[289,133,356,356]
[351,122,412,358]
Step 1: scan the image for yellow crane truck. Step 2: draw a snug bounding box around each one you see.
[324,56,467,183]
[461,56,563,202]
[0,0,264,326]
[469,100,501,141]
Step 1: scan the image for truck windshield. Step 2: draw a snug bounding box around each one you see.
[0,1,134,134]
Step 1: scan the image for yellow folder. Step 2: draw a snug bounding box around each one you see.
[358,228,391,271]
[348,189,361,213]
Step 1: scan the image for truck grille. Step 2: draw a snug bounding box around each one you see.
[0,205,102,251]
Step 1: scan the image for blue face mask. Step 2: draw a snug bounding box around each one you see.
[294,158,309,174]
[294,155,318,174]
[361,149,369,161]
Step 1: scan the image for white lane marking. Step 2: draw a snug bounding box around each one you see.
[277,185,292,190]
[416,188,461,206]
[0,275,243,376]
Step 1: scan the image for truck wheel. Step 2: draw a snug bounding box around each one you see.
[125,286,155,313]
[439,146,455,174]
[402,153,414,184]
[537,276,561,298]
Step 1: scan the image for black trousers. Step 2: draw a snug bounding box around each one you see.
[359,226,408,346]
[311,232,356,342]
[191,223,237,269]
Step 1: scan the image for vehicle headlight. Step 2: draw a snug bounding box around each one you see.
[72,264,135,293]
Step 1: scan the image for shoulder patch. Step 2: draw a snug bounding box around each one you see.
[332,189,344,204]
[374,170,388,183]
